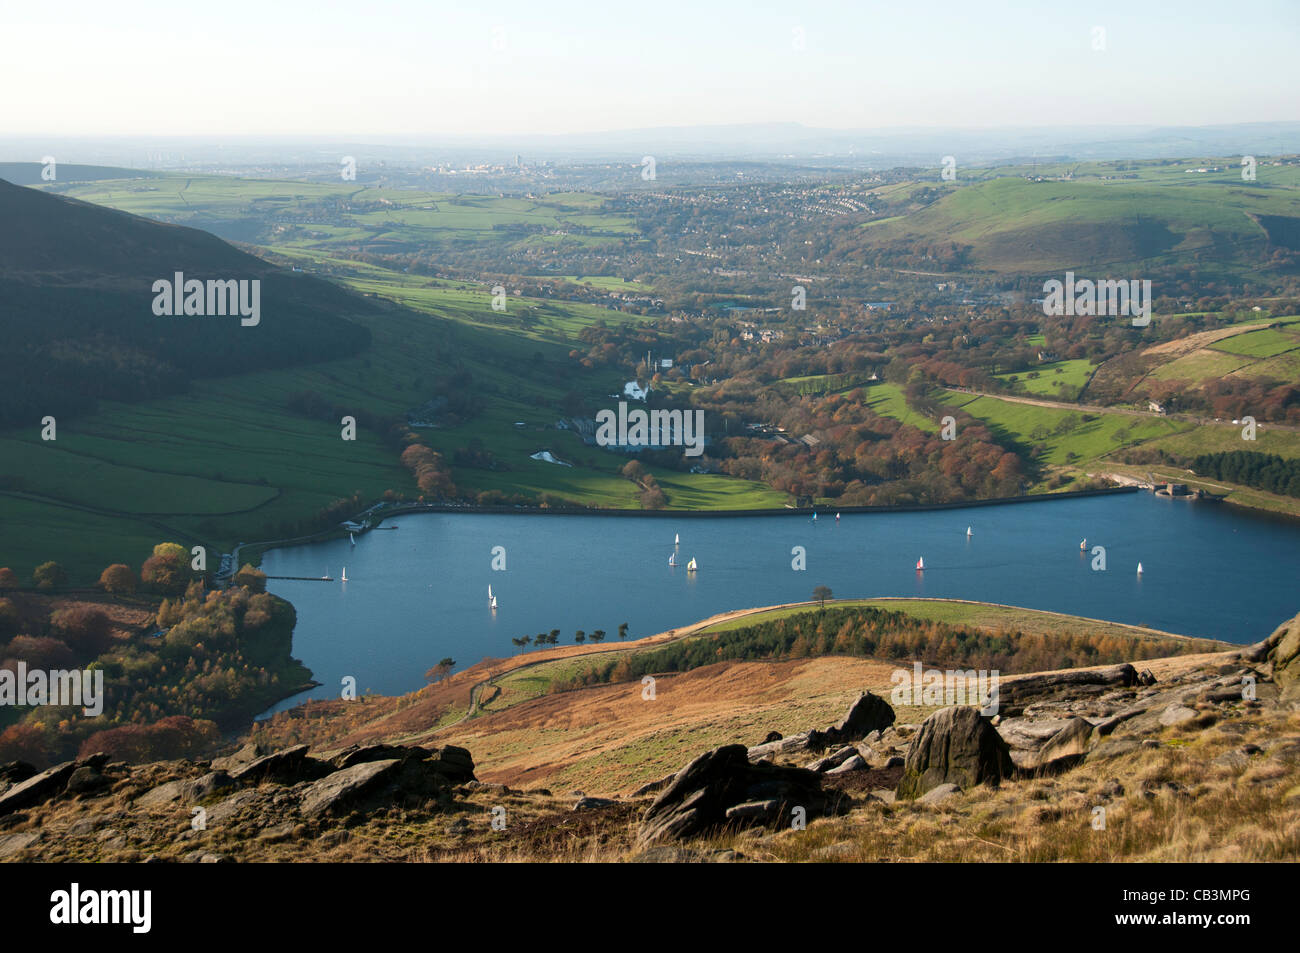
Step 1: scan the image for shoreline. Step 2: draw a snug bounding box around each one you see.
[370,484,1139,524]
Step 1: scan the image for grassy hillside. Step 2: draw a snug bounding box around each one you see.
[852,173,1297,278]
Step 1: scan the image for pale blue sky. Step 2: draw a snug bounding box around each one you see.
[2,0,1296,136]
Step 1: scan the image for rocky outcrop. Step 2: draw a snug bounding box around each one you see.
[0,753,109,816]
[638,744,844,845]
[897,707,1014,799]
[230,744,328,785]
[300,759,403,817]
[1248,612,1300,701]
[995,664,1140,716]
[747,691,894,762]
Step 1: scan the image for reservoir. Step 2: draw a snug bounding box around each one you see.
[260,492,1300,712]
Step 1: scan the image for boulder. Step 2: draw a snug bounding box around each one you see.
[1159,705,1198,727]
[573,796,617,811]
[805,745,859,772]
[211,742,265,773]
[918,782,962,805]
[331,744,429,769]
[181,771,235,804]
[426,745,476,783]
[230,745,329,786]
[996,664,1139,716]
[1252,612,1300,700]
[331,743,475,783]
[897,706,1015,800]
[0,760,78,815]
[66,766,111,796]
[1029,717,1095,773]
[825,754,868,775]
[824,692,895,742]
[299,759,401,818]
[637,744,840,846]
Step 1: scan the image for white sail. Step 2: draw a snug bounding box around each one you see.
[674,533,680,546]
[966,526,972,536]
[1137,562,1144,574]
[1080,538,1087,550]
[341,567,348,582]
[668,553,676,566]
[686,557,698,572]
[916,557,924,570]
[350,533,356,545]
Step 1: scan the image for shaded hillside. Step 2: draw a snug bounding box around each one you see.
[0,179,376,427]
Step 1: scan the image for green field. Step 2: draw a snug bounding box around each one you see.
[939,390,1189,466]
[1208,326,1300,358]
[996,358,1096,400]
[864,383,939,432]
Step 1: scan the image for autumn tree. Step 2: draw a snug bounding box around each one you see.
[232,564,267,593]
[98,563,137,594]
[141,543,188,594]
[50,606,114,657]
[425,657,456,682]
[32,561,67,590]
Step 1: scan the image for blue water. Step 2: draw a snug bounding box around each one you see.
[260,493,1300,712]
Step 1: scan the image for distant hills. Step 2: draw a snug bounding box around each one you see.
[0,178,375,427]
[4,121,1298,167]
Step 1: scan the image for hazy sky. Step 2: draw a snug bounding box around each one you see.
[3,0,1297,136]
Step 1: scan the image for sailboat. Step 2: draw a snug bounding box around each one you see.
[1080,538,1087,550]
[668,553,676,567]
[966,526,972,537]
[488,585,497,609]
[812,512,817,522]
[341,567,348,583]
[835,513,841,522]
[916,557,925,571]
[674,533,680,546]
[1136,562,1144,575]
[350,533,356,546]
[686,557,698,572]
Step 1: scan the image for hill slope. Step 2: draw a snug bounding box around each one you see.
[846,175,1297,277]
[0,178,376,427]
